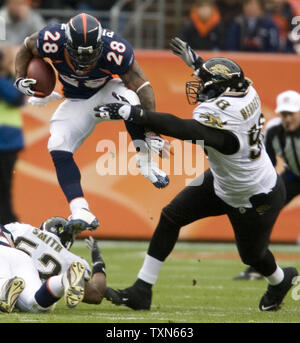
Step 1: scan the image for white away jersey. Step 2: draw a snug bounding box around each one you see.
[193,85,277,208]
[5,222,91,281]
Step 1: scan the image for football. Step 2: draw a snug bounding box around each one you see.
[27,58,56,97]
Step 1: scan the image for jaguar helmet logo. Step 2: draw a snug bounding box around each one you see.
[209,64,231,76]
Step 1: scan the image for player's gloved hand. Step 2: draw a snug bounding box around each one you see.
[94,103,138,121]
[14,77,45,97]
[136,152,169,189]
[28,91,62,107]
[170,37,202,69]
[145,131,171,159]
[85,236,106,275]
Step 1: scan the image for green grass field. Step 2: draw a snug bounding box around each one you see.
[1,241,300,324]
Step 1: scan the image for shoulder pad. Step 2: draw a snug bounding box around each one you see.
[101,32,134,74]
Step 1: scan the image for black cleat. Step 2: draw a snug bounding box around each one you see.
[234,266,263,280]
[259,267,298,311]
[105,283,152,310]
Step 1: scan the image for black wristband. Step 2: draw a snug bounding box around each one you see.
[92,262,106,276]
[129,106,145,124]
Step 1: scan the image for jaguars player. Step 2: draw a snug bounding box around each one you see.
[234,90,300,280]
[96,37,298,312]
[14,13,169,234]
[4,217,107,308]
[0,225,25,312]
[0,222,86,313]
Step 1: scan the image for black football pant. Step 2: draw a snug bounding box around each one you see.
[0,151,19,225]
[147,169,286,277]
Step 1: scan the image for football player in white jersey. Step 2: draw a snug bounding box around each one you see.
[4,217,107,309]
[235,90,300,280]
[0,223,86,313]
[94,37,298,312]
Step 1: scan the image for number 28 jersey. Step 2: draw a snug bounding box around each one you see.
[36,23,135,99]
[193,85,277,208]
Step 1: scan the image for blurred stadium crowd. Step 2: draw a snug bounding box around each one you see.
[0,0,299,53]
[180,0,300,53]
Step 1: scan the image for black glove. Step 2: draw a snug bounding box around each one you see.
[94,102,125,120]
[170,37,203,70]
[85,236,106,276]
[94,102,143,122]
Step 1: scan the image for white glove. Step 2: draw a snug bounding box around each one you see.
[28,91,62,107]
[85,236,96,252]
[136,152,169,188]
[14,77,45,97]
[145,132,171,158]
[170,37,200,69]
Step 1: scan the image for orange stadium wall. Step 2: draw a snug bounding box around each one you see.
[15,51,300,243]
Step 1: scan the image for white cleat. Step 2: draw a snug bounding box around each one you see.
[65,208,100,234]
[62,261,85,308]
[0,277,25,313]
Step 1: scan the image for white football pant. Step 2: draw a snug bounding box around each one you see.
[0,245,47,313]
[48,78,140,153]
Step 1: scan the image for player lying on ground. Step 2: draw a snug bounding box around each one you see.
[14,12,169,235]
[0,224,86,313]
[0,217,107,312]
[95,37,298,312]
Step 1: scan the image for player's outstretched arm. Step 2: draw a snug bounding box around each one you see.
[170,37,203,70]
[120,60,172,158]
[94,103,239,155]
[82,237,107,304]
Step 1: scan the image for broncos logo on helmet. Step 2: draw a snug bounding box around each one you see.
[65,13,103,72]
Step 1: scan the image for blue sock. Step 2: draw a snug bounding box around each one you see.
[50,150,84,202]
[34,281,58,308]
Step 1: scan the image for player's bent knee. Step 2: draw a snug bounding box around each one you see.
[124,89,140,105]
[161,207,182,228]
[161,203,191,228]
[48,134,72,153]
